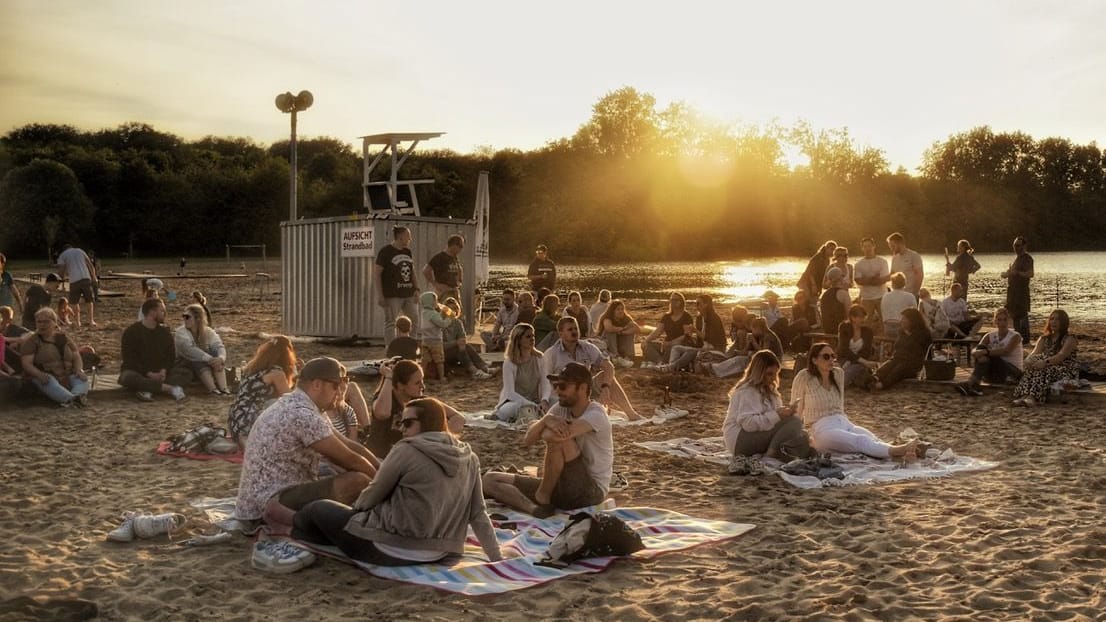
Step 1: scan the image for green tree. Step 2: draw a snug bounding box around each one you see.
[0,159,95,259]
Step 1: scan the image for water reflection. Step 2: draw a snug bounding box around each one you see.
[488,252,1104,321]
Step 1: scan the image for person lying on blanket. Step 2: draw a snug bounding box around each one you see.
[791,342,922,461]
[234,358,380,534]
[293,397,502,566]
[482,362,613,519]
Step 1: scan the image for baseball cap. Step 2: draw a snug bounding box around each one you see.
[546,362,594,385]
[299,357,347,383]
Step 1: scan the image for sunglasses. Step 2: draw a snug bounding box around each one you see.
[819,353,836,361]
[399,418,419,429]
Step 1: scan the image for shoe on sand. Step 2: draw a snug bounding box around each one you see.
[727,455,749,476]
[746,457,766,476]
[132,513,186,539]
[136,391,154,402]
[106,512,138,542]
[252,540,316,574]
[168,386,186,401]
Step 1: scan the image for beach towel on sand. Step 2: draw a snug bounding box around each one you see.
[191,497,753,595]
[464,405,689,431]
[635,437,998,489]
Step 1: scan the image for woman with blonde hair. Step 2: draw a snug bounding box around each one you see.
[722,350,810,475]
[492,323,551,423]
[174,303,229,395]
[599,299,641,367]
[228,336,298,443]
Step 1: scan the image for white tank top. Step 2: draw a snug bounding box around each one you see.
[984,330,1023,370]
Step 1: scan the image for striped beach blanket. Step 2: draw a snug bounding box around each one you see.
[464,406,689,431]
[635,436,999,488]
[299,504,753,595]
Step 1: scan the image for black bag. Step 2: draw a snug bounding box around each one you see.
[536,511,646,568]
[923,345,956,381]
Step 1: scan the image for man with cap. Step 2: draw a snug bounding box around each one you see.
[543,316,643,421]
[526,244,557,294]
[21,273,60,330]
[235,357,379,533]
[1002,236,1034,342]
[482,362,613,518]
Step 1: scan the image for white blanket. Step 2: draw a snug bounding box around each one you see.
[634,436,999,488]
[464,405,689,430]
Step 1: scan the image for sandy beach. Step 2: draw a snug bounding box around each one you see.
[3,269,1105,621]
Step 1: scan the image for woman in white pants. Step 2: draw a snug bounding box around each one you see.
[790,341,919,460]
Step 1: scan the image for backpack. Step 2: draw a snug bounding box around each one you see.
[536,511,646,568]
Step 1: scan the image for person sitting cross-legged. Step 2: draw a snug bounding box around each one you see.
[957,307,1023,396]
[118,298,189,402]
[482,362,613,518]
[233,357,379,535]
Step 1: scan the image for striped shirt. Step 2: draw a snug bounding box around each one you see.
[328,404,358,439]
[790,367,846,427]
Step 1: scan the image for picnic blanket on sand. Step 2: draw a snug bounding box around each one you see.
[157,441,244,464]
[465,405,690,431]
[635,436,999,489]
[191,497,753,595]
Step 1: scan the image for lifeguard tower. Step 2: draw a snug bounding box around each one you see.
[280,132,490,340]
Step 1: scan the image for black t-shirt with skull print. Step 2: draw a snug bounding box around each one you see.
[376,244,416,298]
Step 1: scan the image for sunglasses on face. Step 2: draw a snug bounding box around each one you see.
[399,418,419,429]
[819,353,836,361]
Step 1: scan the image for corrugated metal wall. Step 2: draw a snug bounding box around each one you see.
[281,215,478,340]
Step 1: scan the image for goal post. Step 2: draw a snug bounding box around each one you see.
[226,244,268,271]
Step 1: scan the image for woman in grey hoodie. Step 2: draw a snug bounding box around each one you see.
[292,397,502,565]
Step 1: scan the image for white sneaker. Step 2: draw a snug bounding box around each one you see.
[616,357,634,369]
[132,513,186,539]
[168,386,186,401]
[251,540,316,574]
[136,391,154,402]
[106,512,138,542]
[472,369,492,380]
[640,361,655,370]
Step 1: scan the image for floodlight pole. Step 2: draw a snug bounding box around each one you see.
[289,110,297,221]
[275,90,313,221]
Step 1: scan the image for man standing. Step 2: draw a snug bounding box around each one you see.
[423,234,464,313]
[886,232,924,297]
[543,316,642,421]
[375,226,419,345]
[527,244,557,294]
[482,362,612,518]
[1003,236,1034,341]
[853,237,890,330]
[234,357,379,533]
[118,298,188,402]
[56,243,98,327]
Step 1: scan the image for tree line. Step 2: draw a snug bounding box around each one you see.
[2,86,1104,262]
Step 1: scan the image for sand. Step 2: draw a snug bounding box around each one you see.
[2,268,1106,621]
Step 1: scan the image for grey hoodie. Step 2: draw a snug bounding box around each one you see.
[346,431,501,560]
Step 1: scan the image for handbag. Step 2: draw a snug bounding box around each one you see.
[923,345,956,381]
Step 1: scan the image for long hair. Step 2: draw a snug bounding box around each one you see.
[505,322,540,365]
[245,335,297,381]
[667,292,686,315]
[185,303,210,347]
[900,307,926,335]
[1044,309,1070,349]
[600,299,633,329]
[729,349,781,402]
[805,341,839,394]
[540,294,560,317]
[404,397,448,433]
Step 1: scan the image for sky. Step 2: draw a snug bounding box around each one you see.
[3,0,1105,171]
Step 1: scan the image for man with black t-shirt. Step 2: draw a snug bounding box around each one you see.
[375,226,419,345]
[423,234,464,312]
[22,273,60,330]
[527,245,556,294]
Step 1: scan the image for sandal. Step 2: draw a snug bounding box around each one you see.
[1012,398,1027,407]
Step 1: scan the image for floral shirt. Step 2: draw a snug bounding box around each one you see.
[233,389,334,520]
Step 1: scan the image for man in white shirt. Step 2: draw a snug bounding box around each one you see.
[482,362,613,518]
[940,283,980,338]
[886,232,924,297]
[853,237,890,330]
[56,243,98,327]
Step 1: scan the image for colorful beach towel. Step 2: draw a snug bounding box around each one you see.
[296,503,753,595]
[635,436,999,488]
[157,441,244,464]
[465,405,689,431]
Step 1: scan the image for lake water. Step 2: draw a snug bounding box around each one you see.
[488,252,1105,322]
